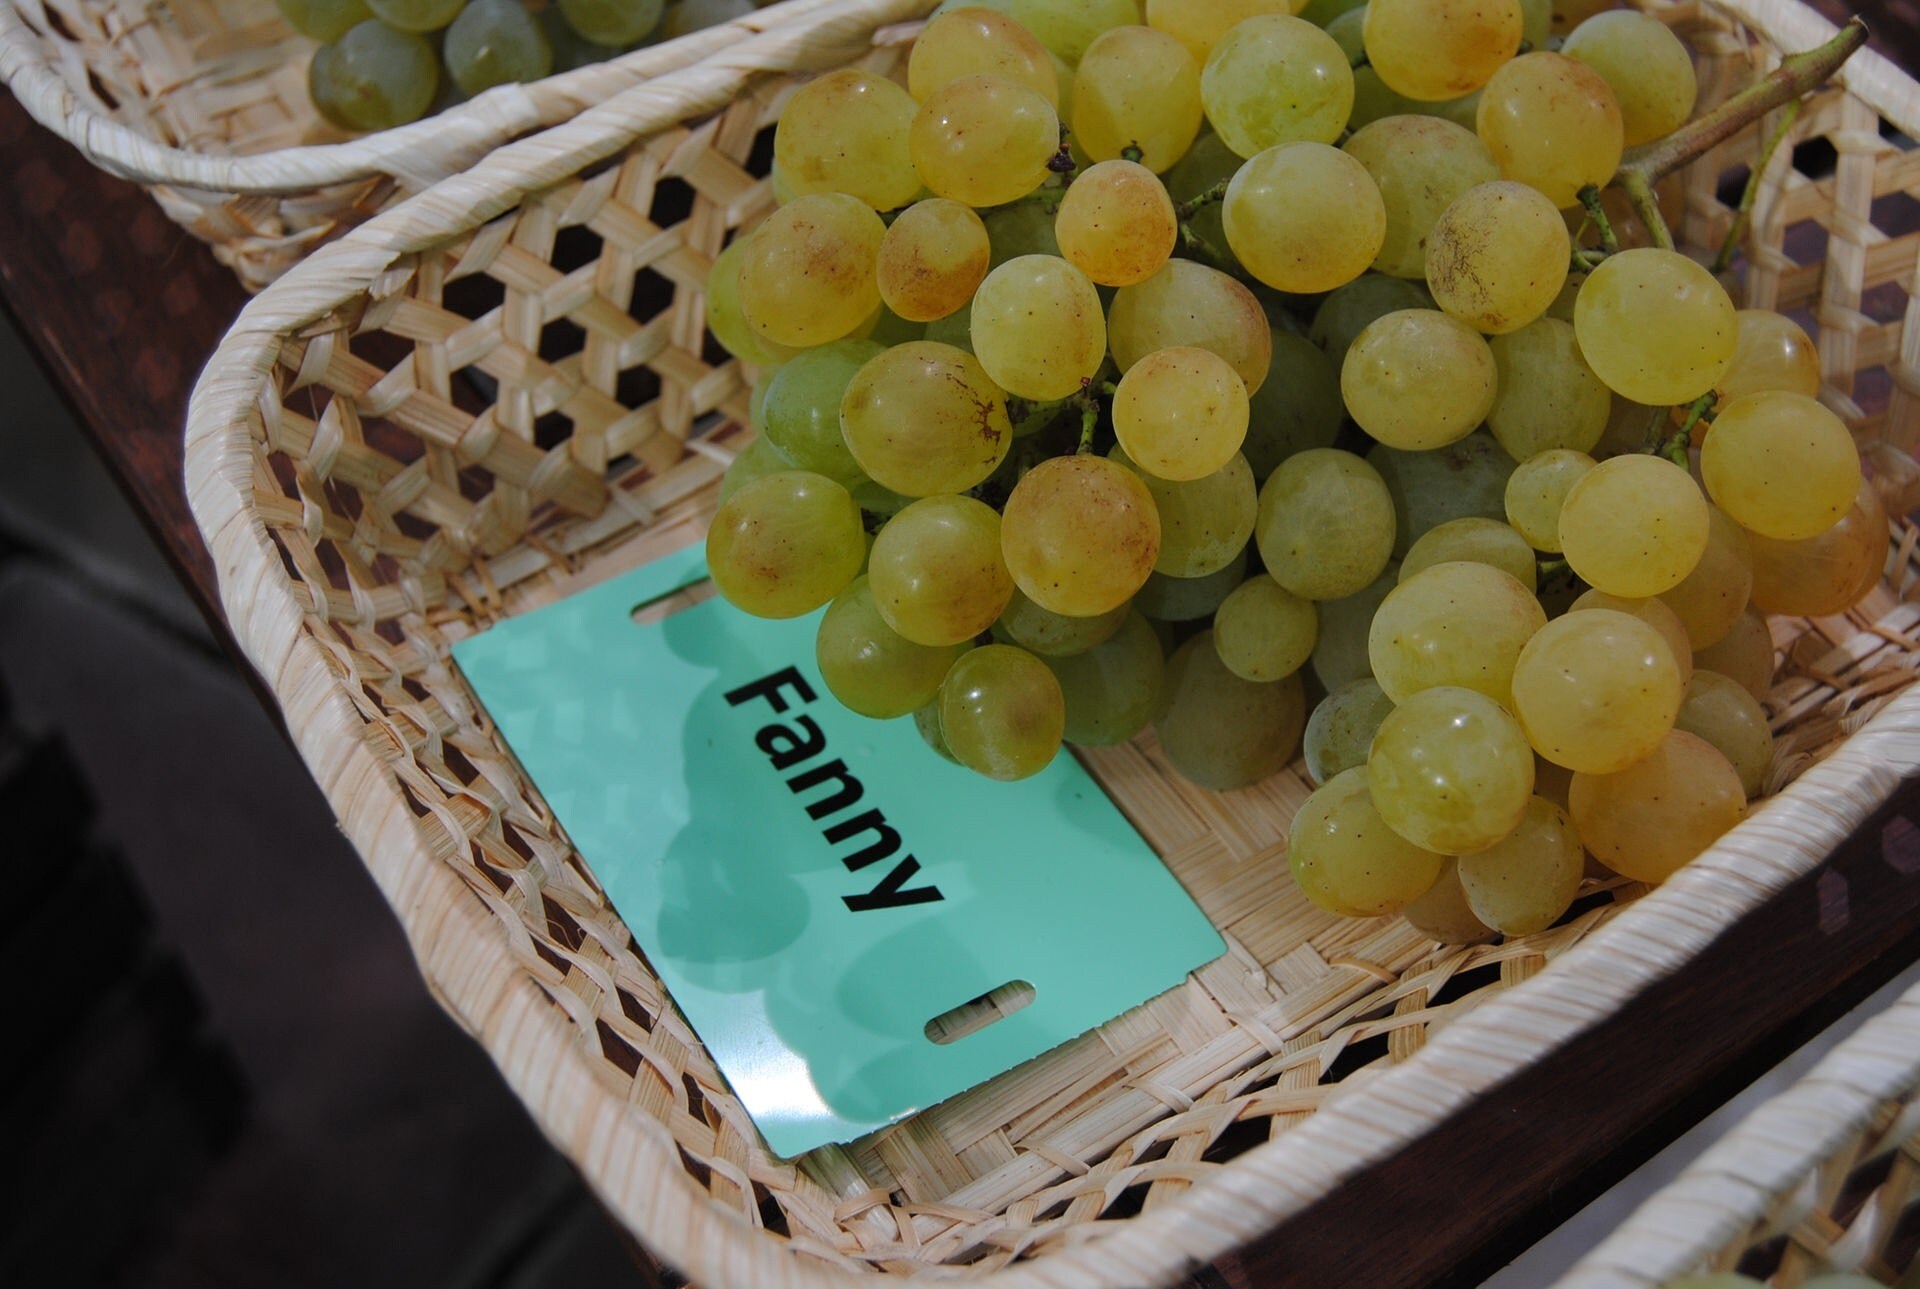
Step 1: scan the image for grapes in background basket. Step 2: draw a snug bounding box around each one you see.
[1675,670,1775,799]
[774,70,922,210]
[909,6,1060,105]
[1559,9,1697,147]
[867,496,1015,647]
[1557,453,1709,598]
[969,255,1107,401]
[1200,15,1353,156]
[1746,474,1888,617]
[1362,0,1523,102]
[365,0,463,32]
[1255,448,1397,601]
[1719,309,1822,402]
[1223,143,1385,293]
[1659,505,1754,651]
[1701,391,1862,541]
[1111,447,1256,578]
[1243,331,1342,480]
[1694,608,1775,702]
[278,0,374,42]
[1342,115,1499,281]
[1570,730,1745,884]
[1477,52,1624,210]
[1487,318,1611,460]
[1368,559,1545,704]
[1457,797,1585,936]
[939,645,1066,781]
[840,341,1011,497]
[1308,274,1432,375]
[1001,455,1161,617]
[1503,449,1594,554]
[1133,548,1248,622]
[705,236,801,369]
[758,339,881,485]
[1403,860,1497,944]
[554,0,659,48]
[1368,685,1535,854]
[1575,247,1738,406]
[1570,588,1694,690]
[910,74,1060,208]
[444,0,552,98]
[1399,517,1537,590]
[877,199,992,323]
[1425,180,1569,335]
[655,0,752,40]
[1303,677,1395,787]
[706,471,865,619]
[1041,610,1166,745]
[1369,430,1513,558]
[1342,309,1497,451]
[992,586,1129,657]
[1071,24,1205,172]
[309,21,440,132]
[1109,259,1272,395]
[1213,575,1316,682]
[1001,0,1141,66]
[1054,160,1178,287]
[542,6,625,71]
[816,577,967,720]
[1291,766,1446,916]
[735,193,885,348]
[1112,347,1249,481]
[1157,631,1306,790]
[1310,563,1399,692]
[1510,608,1685,773]
[1146,0,1298,65]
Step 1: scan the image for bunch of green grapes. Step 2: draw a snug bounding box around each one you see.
[697,0,1883,938]
[290,0,773,131]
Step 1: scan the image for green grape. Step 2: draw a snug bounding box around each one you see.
[984,201,1064,267]
[1245,330,1342,479]
[970,255,1107,401]
[939,644,1066,780]
[706,236,801,368]
[654,0,750,39]
[1112,447,1256,577]
[1055,160,1178,287]
[1256,448,1397,600]
[1487,318,1611,460]
[1043,610,1165,744]
[1109,258,1273,394]
[1302,677,1396,786]
[911,74,1060,208]
[1476,52,1623,209]
[774,69,921,210]
[1747,474,1887,617]
[1214,575,1317,682]
[1570,588,1693,690]
[1425,180,1569,334]
[554,0,657,48]
[839,341,1011,497]
[1369,430,1513,557]
[1404,859,1497,942]
[996,0,1141,65]
[1224,143,1386,293]
[1133,548,1247,621]
[1368,685,1535,853]
[1310,562,1399,690]
[1558,453,1709,597]
[758,339,881,485]
[1363,0,1522,101]
[816,576,966,719]
[718,433,797,503]
[867,496,1014,647]
[1342,114,1499,279]
[309,21,439,132]
[1342,309,1497,451]
[1347,63,1426,131]
[1072,24,1204,172]
[365,0,462,32]
[1160,128,1239,258]
[993,585,1129,656]
[1511,608,1684,772]
[706,471,865,618]
[1112,346,1249,481]
[1503,449,1594,554]
[1200,15,1353,156]
[1560,9,1696,147]
[1400,517,1536,589]
[1675,669,1774,798]
[1157,631,1306,790]
[277,0,373,42]
[909,6,1060,105]
[914,699,960,763]
[1456,796,1584,935]
[1369,560,1545,704]
[1301,0,1366,26]
[1694,608,1774,701]
[1291,765,1446,916]
[542,4,622,71]
[877,199,991,323]
[1575,248,1738,405]
[1718,308,1822,402]
[1308,273,1432,375]
[924,298,974,354]
[1659,504,1754,650]
[1701,391,1862,541]
[736,193,885,349]
[1147,0,1297,64]
[1569,729,1745,883]
[1002,454,1161,616]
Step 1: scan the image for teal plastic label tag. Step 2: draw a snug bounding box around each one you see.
[452,543,1224,1158]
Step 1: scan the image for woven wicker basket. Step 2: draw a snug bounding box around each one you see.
[1558,977,1920,1286]
[182,2,1920,1284]
[0,0,866,289]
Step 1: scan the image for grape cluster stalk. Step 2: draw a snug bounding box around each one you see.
[705,0,1878,942]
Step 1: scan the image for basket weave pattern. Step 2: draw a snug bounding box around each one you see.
[184,2,1920,1283]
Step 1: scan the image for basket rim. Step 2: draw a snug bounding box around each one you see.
[180,2,1920,1284]
[0,0,881,194]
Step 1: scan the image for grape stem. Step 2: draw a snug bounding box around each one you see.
[1176,179,1228,222]
[1713,99,1801,275]
[1576,185,1619,256]
[1121,144,1145,164]
[1076,397,1100,454]
[1660,392,1718,465]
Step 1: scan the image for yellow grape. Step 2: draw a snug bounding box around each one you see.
[1476,51,1624,209]
[1199,14,1354,156]
[1456,797,1584,935]
[1502,449,1594,553]
[876,198,992,323]
[909,6,1060,105]
[1112,346,1250,481]
[1147,0,1298,64]
[1072,24,1204,172]
[1342,114,1499,279]
[1487,317,1611,460]
[867,495,1015,647]
[1510,608,1684,773]
[991,585,1129,656]
[1363,0,1523,102]
[1399,517,1537,589]
[1425,180,1569,334]
[910,73,1060,208]
[1368,560,1546,704]
[1569,730,1745,883]
[1658,505,1754,650]
[839,341,1011,496]
[1569,587,1693,691]
[1719,309,1822,402]
[816,576,967,719]
[736,194,885,349]
[1223,142,1386,293]
[1675,670,1774,798]
[1559,9,1696,147]
[705,237,801,368]
[1290,765,1446,916]
[939,644,1066,781]
[1342,308,1498,450]
[1368,685,1535,854]
[707,471,866,619]
[1693,607,1775,702]
[1700,391,1862,541]
[1110,446,1257,577]
[773,69,922,209]
[970,254,1108,400]
[1108,259,1273,394]
[1574,248,1737,406]
[1747,475,1888,617]
[1054,159,1178,287]
[1256,447,1398,601]
[1403,859,1496,943]
[1002,454,1161,617]
[1214,575,1318,681]
[1557,453,1709,597]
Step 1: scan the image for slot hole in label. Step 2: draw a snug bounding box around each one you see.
[924,980,1036,1046]
[631,578,718,627]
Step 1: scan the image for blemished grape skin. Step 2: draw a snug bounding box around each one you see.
[706,471,866,620]
[774,69,922,211]
[1425,181,1570,336]
[1002,455,1162,618]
